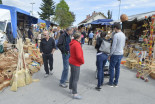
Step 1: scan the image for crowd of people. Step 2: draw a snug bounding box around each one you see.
[32,22,125,100]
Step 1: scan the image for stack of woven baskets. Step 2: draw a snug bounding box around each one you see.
[0,50,18,90]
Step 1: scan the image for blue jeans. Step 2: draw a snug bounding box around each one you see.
[60,54,70,84]
[109,55,123,85]
[55,39,58,49]
[97,53,108,87]
[81,38,85,44]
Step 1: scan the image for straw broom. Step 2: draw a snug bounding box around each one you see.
[16,39,26,87]
[10,50,20,91]
[22,47,32,85]
[10,39,22,91]
[10,72,18,91]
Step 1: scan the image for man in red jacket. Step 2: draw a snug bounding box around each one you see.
[69,32,84,99]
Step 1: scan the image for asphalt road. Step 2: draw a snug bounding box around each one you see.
[0,44,155,104]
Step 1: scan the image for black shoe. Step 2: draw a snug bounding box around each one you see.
[95,87,101,91]
[113,84,118,87]
[106,82,114,87]
[101,83,105,86]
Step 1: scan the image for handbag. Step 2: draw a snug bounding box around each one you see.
[99,39,111,54]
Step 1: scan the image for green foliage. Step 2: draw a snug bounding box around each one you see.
[0,0,2,4]
[38,0,55,20]
[54,0,75,28]
[107,10,112,19]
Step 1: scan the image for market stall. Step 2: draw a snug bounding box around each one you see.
[0,4,38,43]
[0,38,43,91]
[121,12,155,81]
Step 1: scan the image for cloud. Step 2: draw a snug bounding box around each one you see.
[2,0,155,26]
[3,0,41,18]
[121,0,155,9]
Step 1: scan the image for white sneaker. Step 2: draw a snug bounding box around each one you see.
[73,94,82,100]
[59,83,68,88]
[65,80,69,83]
[44,74,49,78]
[114,85,119,87]
[49,71,53,75]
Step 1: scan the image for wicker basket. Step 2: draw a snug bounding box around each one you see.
[150,71,155,79]
[3,81,10,87]
[0,61,12,70]
[0,73,4,84]
[26,59,32,64]
[0,84,4,91]
[28,65,39,73]
[2,69,14,80]
[85,38,88,43]
[35,58,43,65]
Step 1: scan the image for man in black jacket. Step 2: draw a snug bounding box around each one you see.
[57,27,73,88]
[40,31,56,78]
[28,27,33,41]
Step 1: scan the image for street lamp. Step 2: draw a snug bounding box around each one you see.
[118,0,121,19]
[30,2,35,16]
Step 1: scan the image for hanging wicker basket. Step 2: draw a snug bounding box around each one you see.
[120,14,128,22]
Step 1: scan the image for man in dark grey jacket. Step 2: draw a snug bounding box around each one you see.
[57,27,73,88]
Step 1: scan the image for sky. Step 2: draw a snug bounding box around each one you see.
[2,0,155,26]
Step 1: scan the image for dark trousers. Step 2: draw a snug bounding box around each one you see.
[109,55,123,85]
[88,38,93,45]
[97,53,108,87]
[42,54,53,74]
[69,64,80,94]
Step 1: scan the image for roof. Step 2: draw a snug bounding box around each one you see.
[90,19,113,25]
[110,11,155,24]
[0,4,30,15]
[0,4,37,38]
[128,11,155,21]
[79,12,107,25]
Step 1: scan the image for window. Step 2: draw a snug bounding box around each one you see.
[6,22,13,43]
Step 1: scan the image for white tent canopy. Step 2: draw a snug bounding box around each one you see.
[0,9,11,21]
[110,11,155,24]
[128,11,155,21]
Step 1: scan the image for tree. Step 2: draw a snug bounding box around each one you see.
[110,11,112,19]
[71,12,76,22]
[54,0,75,28]
[107,10,112,19]
[38,0,55,20]
[0,0,2,4]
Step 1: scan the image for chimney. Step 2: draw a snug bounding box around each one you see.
[92,11,96,16]
[86,15,89,19]
[89,14,91,17]
[86,14,91,19]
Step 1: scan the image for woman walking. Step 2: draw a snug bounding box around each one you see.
[69,32,84,99]
[95,32,109,91]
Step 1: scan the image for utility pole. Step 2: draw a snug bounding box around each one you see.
[30,2,35,16]
[118,0,121,19]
